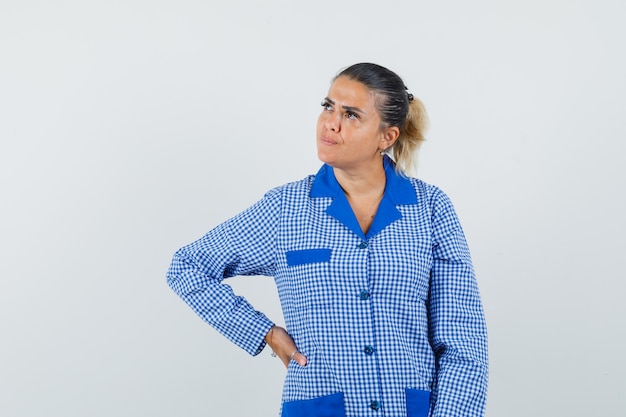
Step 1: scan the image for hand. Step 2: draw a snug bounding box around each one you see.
[265,326,307,368]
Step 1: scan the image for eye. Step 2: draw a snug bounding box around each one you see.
[321,101,333,111]
[345,111,359,120]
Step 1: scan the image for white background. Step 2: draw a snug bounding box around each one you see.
[1,1,625,416]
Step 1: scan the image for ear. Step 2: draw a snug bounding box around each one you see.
[379,126,400,151]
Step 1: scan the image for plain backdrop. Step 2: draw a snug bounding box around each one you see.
[1,1,625,416]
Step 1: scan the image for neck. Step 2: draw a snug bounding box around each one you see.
[333,158,387,198]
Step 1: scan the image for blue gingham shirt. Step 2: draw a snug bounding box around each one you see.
[167,157,488,417]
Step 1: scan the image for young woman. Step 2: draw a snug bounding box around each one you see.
[167,63,488,417]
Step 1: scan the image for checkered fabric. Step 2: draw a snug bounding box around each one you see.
[167,157,488,417]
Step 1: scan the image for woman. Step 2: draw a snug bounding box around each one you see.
[167,63,488,417]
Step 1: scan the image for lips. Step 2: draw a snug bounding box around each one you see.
[319,136,337,146]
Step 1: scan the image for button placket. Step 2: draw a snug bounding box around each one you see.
[356,238,379,414]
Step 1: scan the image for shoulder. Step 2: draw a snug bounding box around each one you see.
[221,175,316,231]
[250,176,316,215]
[407,177,462,234]
[407,177,453,209]
[263,175,316,200]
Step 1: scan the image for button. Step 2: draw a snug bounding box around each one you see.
[359,290,370,300]
[364,345,375,355]
[370,400,381,410]
[357,241,368,249]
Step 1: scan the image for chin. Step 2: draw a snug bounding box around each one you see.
[316,150,335,166]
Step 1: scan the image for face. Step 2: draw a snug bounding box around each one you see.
[316,76,398,171]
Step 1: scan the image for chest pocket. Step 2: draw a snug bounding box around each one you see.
[283,248,336,313]
[286,249,332,266]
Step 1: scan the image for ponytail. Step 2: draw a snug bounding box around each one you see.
[389,96,429,176]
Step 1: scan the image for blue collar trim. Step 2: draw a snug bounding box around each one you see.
[309,157,417,239]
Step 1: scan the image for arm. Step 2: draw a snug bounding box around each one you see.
[166,188,282,356]
[428,190,489,417]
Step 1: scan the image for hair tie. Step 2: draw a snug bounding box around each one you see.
[404,86,414,102]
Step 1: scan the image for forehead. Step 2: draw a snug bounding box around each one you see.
[327,76,377,108]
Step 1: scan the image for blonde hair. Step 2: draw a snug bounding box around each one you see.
[387,96,429,176]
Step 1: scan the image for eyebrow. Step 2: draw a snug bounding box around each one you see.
[324,97,367,115]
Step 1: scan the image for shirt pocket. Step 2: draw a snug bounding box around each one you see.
[286,248,332,266]
[284,248,336,313]
[406,388,431,417]
[281,392,346,417]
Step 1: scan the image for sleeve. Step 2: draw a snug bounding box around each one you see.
[166,188,282,356]
[427,189,489,417]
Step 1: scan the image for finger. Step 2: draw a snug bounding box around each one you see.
[292,351,307,367]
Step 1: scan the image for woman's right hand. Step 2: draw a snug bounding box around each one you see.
[265,326,307,368]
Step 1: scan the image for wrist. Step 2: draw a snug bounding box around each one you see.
[265,326,277,357]
[265,326,275,344]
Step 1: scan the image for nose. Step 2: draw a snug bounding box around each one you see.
[325,112,341,132]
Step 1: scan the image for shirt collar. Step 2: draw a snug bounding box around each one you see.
[310,156,418,205]
[309,156,417,239]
